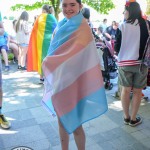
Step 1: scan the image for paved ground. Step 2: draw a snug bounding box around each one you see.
[0,62,150,150]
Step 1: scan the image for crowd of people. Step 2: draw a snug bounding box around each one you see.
[0,0,150,150]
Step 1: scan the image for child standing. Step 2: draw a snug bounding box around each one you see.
[15,11,30,70]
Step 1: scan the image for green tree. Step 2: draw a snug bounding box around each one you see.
[11,0,115,19]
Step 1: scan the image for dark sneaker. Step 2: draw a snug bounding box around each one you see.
[39,78,44,84]
[18,65,21,70]
[129,117,142,127]
[0,114,11,129]
[124,117,130,125]
[4,66,10,72]
[21,66,27,70]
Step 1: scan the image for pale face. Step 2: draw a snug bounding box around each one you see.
[123,9,129,20]
[62,0,82,19]
[42,9,46,13]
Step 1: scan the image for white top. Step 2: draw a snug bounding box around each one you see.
[16,20,30,44]
[118,20,140,62]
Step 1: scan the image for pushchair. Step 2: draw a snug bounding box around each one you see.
[96,39,118,90]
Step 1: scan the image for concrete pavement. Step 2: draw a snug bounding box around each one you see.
[0,62,150,150]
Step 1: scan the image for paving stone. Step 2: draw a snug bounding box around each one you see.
[39,122,60,146]
[1,63,150,150]
[131,130,149,140]
[10,118,37,130]
[97,141,116,150]
[90,133,108,143]
[1,125,47,149]
[132,142,150,150]
[140,137,150,147]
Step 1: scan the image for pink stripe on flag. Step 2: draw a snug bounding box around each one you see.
[42,21,93,76]
[52,64,103,117]
[54,20,93,55]
[42,43,84,76]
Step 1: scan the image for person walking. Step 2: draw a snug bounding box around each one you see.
[115,0,150,127]
[42,0,108,150]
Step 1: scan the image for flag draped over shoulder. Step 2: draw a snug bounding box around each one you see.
[27,13,57,75]
[42,13,108,134]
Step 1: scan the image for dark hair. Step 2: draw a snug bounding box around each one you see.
[103,19,107,22]
[61,0,81,4]
[112,21,117,26]
[15,11,29,32]
[76,0,81,4]
[81,8,90,19]
[12,19,17,26]
[42,4,54,14]
[125,2,143,24]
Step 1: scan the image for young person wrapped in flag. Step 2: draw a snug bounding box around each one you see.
[42,0,108,149]
[27,5,57,83]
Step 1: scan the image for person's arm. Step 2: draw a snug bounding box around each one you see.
[114,28,122,55]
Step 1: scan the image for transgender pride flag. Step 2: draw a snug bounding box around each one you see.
[42,13,108,134]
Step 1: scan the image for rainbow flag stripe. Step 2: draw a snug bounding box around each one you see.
[42,13,108,134]
[27,13,57,75]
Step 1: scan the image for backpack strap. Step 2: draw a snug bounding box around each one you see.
[145,20,150,36]
[139,20,150,72]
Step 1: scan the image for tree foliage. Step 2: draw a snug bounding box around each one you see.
[146,0,150,15]
[11,0,115,19]
[82,0,115,14]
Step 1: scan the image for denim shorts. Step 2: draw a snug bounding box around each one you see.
[0,45,9,52]
[118,65,148,88]
[19,43,28,47]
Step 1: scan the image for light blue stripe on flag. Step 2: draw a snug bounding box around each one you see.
[60,87,108,134]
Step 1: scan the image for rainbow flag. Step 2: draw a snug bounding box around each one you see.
[27,13,57,75]
[42,13,108,134]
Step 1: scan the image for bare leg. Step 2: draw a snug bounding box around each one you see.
[58,119,69,150]
[9,43,19,60]
[18,47,21,66]
[40,75,43,79]
[20,46,28,67]
[73,126,85,150]
[1,49,8,66]
[121,86,132,119]
[131,88,142,120]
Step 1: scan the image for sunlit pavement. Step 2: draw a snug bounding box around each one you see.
[0,62,150,150]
